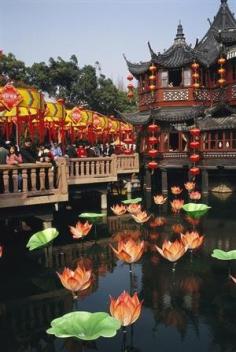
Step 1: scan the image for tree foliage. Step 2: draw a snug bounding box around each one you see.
[0,53,137,114]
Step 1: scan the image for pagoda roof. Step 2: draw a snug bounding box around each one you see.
[195,0,236,66]
[123,55,151,78]
[149,23,198,69]
[118,106,204,125]
[196,115,236,130]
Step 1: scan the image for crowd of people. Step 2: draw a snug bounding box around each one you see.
[0,138,135,166]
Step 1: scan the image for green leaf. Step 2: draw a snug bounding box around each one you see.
[182,203,211,218]
[79,212,105,223]
[211,249,236,260]
[122,198,142,205]
[26,228,59,251]
[47,311,121,340]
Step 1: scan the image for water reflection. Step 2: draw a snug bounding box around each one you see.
[0,196,236,351]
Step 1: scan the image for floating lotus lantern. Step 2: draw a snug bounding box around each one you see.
[155,239,188,263]
[111,204,127,216]
[69,221,92,240]
[132,211,151,224]
[170,199,184,213]
[181,231,204,250]
[57,264,92,299]
[109,291,143,326]
[110,238,144,264]
[171,186,183,195]
[149,216,167,227]
[153,194,167,205]
[184,182,195,192]
[126,203,142,214]
[189,191,201,200]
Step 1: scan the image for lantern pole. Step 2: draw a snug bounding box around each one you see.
[16,105,19,146]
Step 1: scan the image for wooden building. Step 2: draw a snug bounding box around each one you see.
[121,0,236,193]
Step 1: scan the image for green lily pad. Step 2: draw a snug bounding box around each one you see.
[47,311,121,340]
[79,212,105,223]
[26,228,59,251]
[122,197,142,205]
[182,203,211,218]
[211,249,236,261]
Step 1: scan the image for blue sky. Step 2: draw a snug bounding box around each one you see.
[1,0,236,85]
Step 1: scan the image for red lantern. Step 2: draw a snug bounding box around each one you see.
[127,91,134,98]
[124,137,133,144]
[148,136,158,145]
[190,128,200,137]
[189,154,200,163]
[148,124,159,133]
[192,62,199,70]
[190,141,200,149]
[189,167,200,176]
[192,73,199,79]
[127,74,133,81]
[149,75,156,81]
[218,57,226,65]
[149,84,156,92]
[149,64,157,72]
[218,68,225,75]
[128,83,134,90]
[148,161,158,170]
[218,78,226,86]
[193,83,200,89]
[148,149,158,158]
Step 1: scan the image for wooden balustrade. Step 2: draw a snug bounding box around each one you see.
[116,153,139,174]
[0,158,68,208]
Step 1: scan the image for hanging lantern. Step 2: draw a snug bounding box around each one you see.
[127,74,134,101]
[148,123,159,133]
[148,149,158,158]
[192,61,200,90]
[148,64,157,96]
[189,167,200,176]
[190,154,200,163]
[217,56,226,87]
[190,128,201,137]
[148,136,158,145]
[148,161,158,170]
[190,141,200,149]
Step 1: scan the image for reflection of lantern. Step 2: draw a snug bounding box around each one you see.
[148,161,158,170]
[190,167,200,176]
[190,154,200,163]
[218,56,226,87]
[189,127,201,180]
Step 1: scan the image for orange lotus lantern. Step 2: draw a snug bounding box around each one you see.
[69,221,92,240]
[189,191,201,200]
[132,211,151,224]
[170,199,184,213]
[156,239,188,262]
[57,264,92,298]
[110,238,144,263]
[184,182,195,192]
[127,203,142,214]
[110,291,143,326]
[181,231,204,250]
[111,204,127,216]
[153,195,167,205]
[171,186,183,195]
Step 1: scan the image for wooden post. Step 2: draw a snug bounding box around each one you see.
[144,166,152,193]
[161,168,168,195]
[202,168,209,194]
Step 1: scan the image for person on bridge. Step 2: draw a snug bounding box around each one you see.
[20,139,37,163]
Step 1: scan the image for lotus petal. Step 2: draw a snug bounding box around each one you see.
[47,311,121,340]
[26,228,59,251]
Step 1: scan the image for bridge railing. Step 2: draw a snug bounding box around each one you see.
[0,158,68,207]
[116,153,139,174]
[67,156,118,185]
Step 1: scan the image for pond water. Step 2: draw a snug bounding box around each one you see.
[0,191,236,352]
